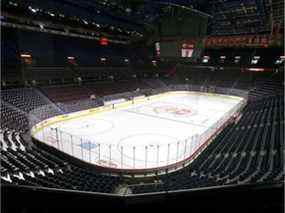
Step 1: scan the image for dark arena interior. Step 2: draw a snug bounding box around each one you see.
[1,0,284,212]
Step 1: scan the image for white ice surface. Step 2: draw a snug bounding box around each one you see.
[34,92,243,169]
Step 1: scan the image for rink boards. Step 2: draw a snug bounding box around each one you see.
[31,91,245,172]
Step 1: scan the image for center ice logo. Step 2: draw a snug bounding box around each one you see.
[153,105,194,116]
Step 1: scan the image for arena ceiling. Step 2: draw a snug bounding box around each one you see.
[72,0,283,35]
[3,0,284,36]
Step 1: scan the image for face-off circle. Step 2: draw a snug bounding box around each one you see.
[117,133,179,164]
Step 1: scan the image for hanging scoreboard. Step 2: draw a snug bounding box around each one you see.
[155,5,209,59]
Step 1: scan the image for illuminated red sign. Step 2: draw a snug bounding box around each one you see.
[100,37,109,46]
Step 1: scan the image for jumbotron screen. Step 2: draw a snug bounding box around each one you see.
[154,6,208,59]
[155,41,195,58]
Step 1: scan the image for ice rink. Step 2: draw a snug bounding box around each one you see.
[33,92,244,170]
